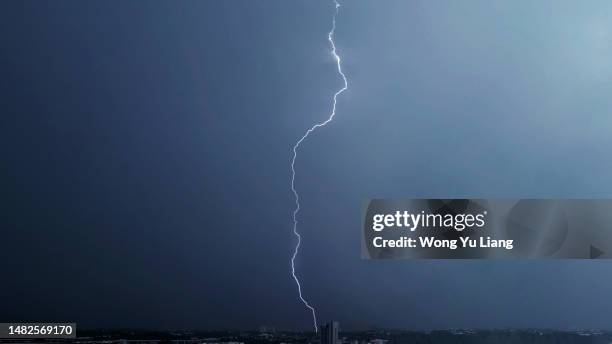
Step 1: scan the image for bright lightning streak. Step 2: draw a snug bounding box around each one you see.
[290,0,348,333]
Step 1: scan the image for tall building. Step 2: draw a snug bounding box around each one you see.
[320,321,339,344]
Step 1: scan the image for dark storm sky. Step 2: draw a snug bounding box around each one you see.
[2,0,612,331]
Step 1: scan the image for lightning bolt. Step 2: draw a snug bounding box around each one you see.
[290,0,348,333]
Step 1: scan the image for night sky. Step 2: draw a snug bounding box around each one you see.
[2,0,612,331]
